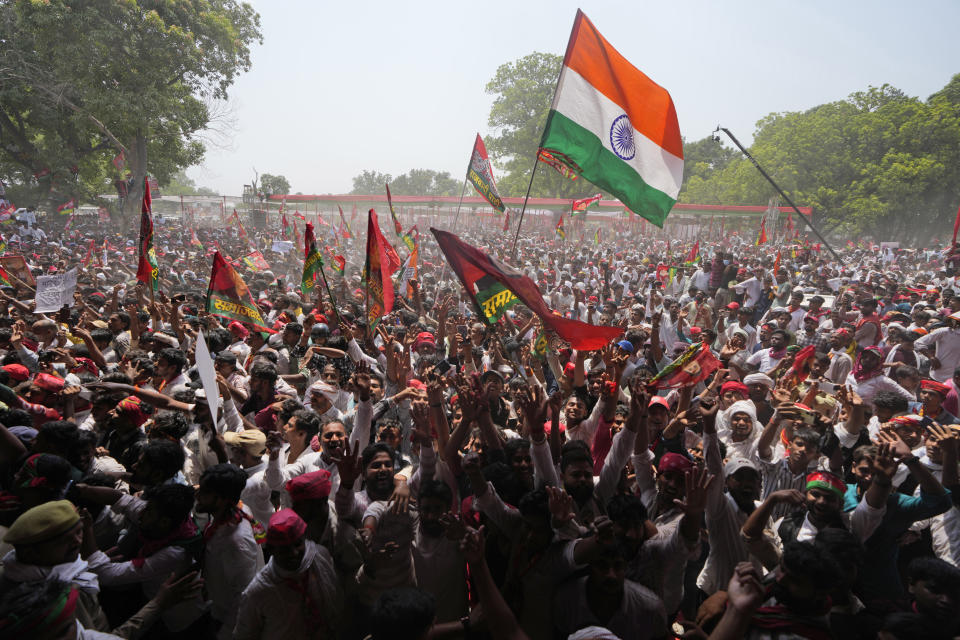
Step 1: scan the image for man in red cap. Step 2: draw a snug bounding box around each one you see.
[915,379,959,425]
[234,509,342,639]
[285,469,339,551]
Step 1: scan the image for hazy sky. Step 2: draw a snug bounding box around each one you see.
[187,0,960,197]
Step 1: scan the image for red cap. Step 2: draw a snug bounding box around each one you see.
[285,470,332,503]
[648,396,670,411]
[2,364,29,382]
[266,509,307,546]
[726,302,740,311]
[658,452,694,474]
[414,332,435,350]
[720,381,749,397]
[921,379,951,397]
[115,396,149,428]
[33,372,65,392]
[407,379,426,391]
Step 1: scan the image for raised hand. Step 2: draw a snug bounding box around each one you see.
[546,485,576,526]
[726,562,765,614]
[875,428,913,459]
[334,441,362,488]
[673,466,714,515]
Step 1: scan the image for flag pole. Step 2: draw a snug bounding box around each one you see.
[435,177,469,299]
[511,154,541,253]
[716,126,840,261]
[317,262,343,327]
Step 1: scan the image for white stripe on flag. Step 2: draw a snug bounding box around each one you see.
[553,67,684,198]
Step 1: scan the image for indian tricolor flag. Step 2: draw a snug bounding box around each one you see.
[539,10,683,227]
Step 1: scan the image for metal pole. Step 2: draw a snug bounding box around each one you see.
[717,127,840,261]
[435,177,469,299]
[511,154,541,254]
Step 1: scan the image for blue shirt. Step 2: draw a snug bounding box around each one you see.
[844,483,952,601]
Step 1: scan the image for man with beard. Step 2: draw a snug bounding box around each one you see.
[234,509,342,639]
[411,480,467,624]
[697,397,765,595]
[705,544,841,639]
[844,432,952,603]
[826,328,856,384]
[745,328,790,374]
[741,462,891,571]
[553,541,668,640]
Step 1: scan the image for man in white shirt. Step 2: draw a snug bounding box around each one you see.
[916,313,960,382]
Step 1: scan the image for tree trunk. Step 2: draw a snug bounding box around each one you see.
[121,129,148,234]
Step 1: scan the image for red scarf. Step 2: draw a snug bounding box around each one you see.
[131,518,201,568]
[203,507,266,544]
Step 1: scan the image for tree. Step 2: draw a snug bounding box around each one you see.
[349,168,459,196]
[351,170,392,194]
[485,52,598,199]
[675,76,960,243]
[0,0,261,218]
[259,174,291,197]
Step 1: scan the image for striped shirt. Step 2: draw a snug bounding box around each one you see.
[758,454,819,521]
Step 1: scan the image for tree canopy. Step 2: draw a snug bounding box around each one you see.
[484,52,599,199]
[351,168,460,197]
[259,173,291,198]
[0,0,261,216]
[680,77,960,242]
[160,170,218,197]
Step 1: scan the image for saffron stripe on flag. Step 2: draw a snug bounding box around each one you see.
[542,112,677,225]
[560,11,683,158]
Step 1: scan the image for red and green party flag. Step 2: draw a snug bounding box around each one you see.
[301,222,325,296]
[432,227,623,349]
[206,251,273,332]
[646,341,720,391]
[572,193,602,213]
[57,199,75,216]
[364,209,402,329]
[467,134,505,213]
[338,205,352,239]
[242,251,271,273]
[556,215,566,240]
[385,184,416,253]
[755,215,768,246]
[136,178,159,291]
[594,228,601,245]
[325,246,345,274]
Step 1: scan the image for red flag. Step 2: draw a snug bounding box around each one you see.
[281,210,289,240]
[338,205,352,239]
[953,202,960,246]
[205,251,273,332]
[364,209,402,328]
[82,239,94,268]
[431,228,623,350]
[136,178,158,290]
[755,215,768,246]
[646,342,721,390]
[502,210,510,233]
[773,250,781,274]
[684,240,699,264]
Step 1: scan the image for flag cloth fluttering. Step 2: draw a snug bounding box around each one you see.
[385,184,416,253]
[684,240,699,264]
[502,210,510,233]
[556,216,566,240]
[242,251,271,273]
[82,239,94,268]
[467,134,506,213]
[538,10,683,227]
[57,199,75,216]
[136,178,159,291]
[594,228,601,245]
[301,222,325,297]
[432,227,623,350]
[773,250,781,274]
[572,193,602,213]
[365,209,402,329]
[190,228,203,248]
[205,251,273,332]
[325,246,345,274]
[953,203,960,246]
[338,206,353,239]
[755,215,768,246]
[646,342,721,390]
[396,243,419,299]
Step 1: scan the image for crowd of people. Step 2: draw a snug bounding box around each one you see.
[2,207,960,640]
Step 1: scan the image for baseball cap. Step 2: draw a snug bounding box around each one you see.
[724,457,760,477]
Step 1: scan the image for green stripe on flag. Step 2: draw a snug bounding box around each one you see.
[540,111,676,227]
